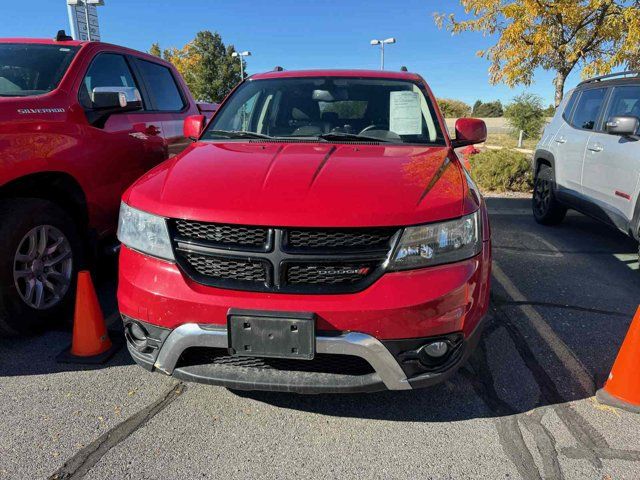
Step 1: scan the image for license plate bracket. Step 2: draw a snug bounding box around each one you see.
[227,309,315,360]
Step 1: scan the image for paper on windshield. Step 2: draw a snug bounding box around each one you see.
[389,91,422,135]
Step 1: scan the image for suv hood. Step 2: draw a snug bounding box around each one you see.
[126,142,468,227]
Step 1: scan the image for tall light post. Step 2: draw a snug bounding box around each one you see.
[370,37,396,70]
[67,0,104,41]
[231,51,251,79]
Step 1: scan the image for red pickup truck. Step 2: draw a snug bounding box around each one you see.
[0,32,215,335]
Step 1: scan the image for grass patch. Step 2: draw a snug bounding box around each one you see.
[485,133,539,150]
[470,149,533,193]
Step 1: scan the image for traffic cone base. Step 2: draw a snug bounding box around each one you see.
[596,388,640,415]
[57,271,122,365]
[596,306,640,414]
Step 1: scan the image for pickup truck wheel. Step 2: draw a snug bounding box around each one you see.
[0,199,82,336]
[532,164,567,225]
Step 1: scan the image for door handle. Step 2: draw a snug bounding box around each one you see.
[555,136,567,144]
[587,142,603,152]
[145,125,161,136]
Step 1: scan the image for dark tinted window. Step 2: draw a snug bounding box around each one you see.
[137,60,184,111]
[80,54,139,109]
[571,88,606,130]
[605,85,640,121]
[0,43,78,97]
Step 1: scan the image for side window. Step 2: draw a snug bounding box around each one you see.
[570,88,606,130]
[604,85,640,123]
[79,53,139,109]
[136,60,185,111]
[561,91,578,122]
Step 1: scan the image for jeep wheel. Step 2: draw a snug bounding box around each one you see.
[532,164,567,225]
[0,199,83,336]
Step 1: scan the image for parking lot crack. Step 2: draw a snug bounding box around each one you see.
[49,382,185,480]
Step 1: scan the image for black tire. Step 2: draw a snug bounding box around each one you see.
[0,198,83,336]
[532,164,567,225]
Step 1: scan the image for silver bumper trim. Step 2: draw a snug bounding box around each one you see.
[154,323,411,390]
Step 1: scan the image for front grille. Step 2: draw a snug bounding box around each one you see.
[286,228,394,251]
[286,263,374,285]
[174,219,268,250]
[177,347,375,376]
[169,220,399,294]
[186,254,267,282]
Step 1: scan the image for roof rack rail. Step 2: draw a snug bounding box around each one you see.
[577,70,640,86]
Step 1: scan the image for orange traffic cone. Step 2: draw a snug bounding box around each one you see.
[596,306,640,413]
[57,271,121,364]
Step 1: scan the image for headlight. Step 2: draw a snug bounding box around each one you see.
[388,211,481,270]
[117,202,174,261]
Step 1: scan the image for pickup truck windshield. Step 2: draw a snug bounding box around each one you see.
[0,44,79,97]
[203,77,446,145]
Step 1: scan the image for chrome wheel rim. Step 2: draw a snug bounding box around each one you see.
[533,178,551,216]
[13,225,73,310]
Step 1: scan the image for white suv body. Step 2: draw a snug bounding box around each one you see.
[533,72,640,251]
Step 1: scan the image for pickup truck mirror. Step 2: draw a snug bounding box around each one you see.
[91,86,142,112]
[605,115,639,137]
[184,114,206,140]
[451,118,487,148]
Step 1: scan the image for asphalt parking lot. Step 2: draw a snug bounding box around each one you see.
[1,197,639,480]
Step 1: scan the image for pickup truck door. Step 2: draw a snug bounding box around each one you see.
[131,58,196,156]
[582,85,640,224]
[78,52,166,233]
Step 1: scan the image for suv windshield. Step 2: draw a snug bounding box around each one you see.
[203,76,446,145]
[0,43,79,97]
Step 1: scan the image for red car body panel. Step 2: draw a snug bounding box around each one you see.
[0,38,202,237]
[124,143,471,227]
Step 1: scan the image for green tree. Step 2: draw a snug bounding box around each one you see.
[543,104,556,117]
[475,100,503,117]
[472,99,482,115]
[150,31,244,102]
[149,42,161,57]
[435,1,640,106]
[437,98,471,118]
[504,93,546,139]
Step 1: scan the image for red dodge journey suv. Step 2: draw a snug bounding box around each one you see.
[117,69,491,393]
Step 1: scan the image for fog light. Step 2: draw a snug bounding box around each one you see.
[125,321,149,351]
[130,322,148,342]
[423,341,448,358]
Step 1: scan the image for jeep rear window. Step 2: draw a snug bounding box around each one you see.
[0,44,79,97]
[203,77,446,145]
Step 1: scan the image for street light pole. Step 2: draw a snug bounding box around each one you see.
[370,38,396,70]
[231,51,252,79]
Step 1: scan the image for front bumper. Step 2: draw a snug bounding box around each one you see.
[118,239,491,393]
[124,316,486,393]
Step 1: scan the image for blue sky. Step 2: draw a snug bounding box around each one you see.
[1,0,584,106]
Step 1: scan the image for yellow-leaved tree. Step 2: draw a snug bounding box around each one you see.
[435,1,640,106]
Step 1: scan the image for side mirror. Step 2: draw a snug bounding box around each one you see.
[91,86,142,111]
[184,114,206,140]
[605,116,639,137]
[451,118,487,148]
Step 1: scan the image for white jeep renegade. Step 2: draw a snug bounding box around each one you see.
[533,71,640,260]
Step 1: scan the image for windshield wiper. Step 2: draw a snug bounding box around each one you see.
[207,130,273,140]
[317,132,391,143]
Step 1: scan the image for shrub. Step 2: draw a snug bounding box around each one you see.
[472,100,504,117]
[437,98,471,118]
[469,149,533,192]
[504,93,546,139]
